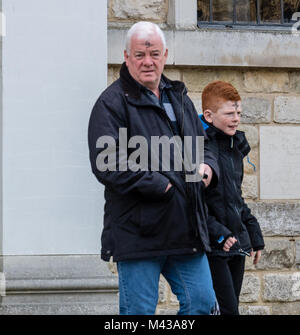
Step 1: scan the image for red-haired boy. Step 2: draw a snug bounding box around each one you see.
[200,81,265,315]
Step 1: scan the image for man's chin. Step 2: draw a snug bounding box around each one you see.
[140,78,158,90]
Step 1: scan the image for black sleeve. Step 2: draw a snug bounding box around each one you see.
[206,214,233,249]
[88,95,169,199]
[189,98,220,187]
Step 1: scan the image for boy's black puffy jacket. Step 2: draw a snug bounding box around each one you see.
[201,116,265,256]
[88,63,219,262]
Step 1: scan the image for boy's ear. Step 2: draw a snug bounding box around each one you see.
[203,109,213,123]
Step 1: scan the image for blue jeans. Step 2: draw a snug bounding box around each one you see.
[117,253,216,315]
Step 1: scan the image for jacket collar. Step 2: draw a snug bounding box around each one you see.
[200,115,250,157]
[119,62,186,102]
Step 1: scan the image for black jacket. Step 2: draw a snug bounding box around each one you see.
[200,116,265,256]
[88,63,219,261]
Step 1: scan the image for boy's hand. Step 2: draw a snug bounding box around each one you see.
[250,250,262,265]
[223,236,237,252]
[199,164,213,188]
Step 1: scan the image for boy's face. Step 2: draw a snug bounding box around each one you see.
[204,100,241,136]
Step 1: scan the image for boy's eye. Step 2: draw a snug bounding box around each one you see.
[225,112,241,118]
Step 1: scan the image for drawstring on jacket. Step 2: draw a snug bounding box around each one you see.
[246,155,256,172]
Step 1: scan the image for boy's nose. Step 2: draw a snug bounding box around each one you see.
[233,112,240,121]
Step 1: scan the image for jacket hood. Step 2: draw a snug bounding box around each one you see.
[119,62,187,100]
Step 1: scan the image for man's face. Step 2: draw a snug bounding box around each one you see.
[205,100,242,136]
[124,33,168,91]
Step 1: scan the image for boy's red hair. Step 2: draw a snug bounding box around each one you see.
[202,81,241,113]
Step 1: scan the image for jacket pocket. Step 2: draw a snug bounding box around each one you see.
[139,186,175,237]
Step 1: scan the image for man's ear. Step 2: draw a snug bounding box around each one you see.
[203,109,213,123]
[124,50,129,65]
[164,48,168,59]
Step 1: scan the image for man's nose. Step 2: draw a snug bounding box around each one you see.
[143,55,153,66]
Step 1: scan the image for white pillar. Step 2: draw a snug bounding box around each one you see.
[2,0,107,255]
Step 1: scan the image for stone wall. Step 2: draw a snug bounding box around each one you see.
[107,0,300,315]
[108,0,169,23]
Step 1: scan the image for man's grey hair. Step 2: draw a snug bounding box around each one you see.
[125,21,167,55]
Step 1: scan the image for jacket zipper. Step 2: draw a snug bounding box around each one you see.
[159,89,199,238]
[158,87,187,176]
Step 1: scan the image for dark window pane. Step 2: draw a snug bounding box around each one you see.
[236,0,257,23]
[260,0,281,23]
[198,0,210,21]
[213,0,233,22]
[284,0,300,22]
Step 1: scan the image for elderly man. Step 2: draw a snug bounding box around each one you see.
[88,21,219,315]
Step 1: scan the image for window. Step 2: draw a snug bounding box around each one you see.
[197,0,300,27]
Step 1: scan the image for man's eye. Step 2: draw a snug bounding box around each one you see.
[135,54,143,59]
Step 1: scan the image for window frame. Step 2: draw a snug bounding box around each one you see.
[197,0,299,30]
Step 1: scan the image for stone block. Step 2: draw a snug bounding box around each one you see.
[240,273,260,302]
[109,0,168,22]
[272,302,300,315]
[170,291,179,306]
[248,202,300,236]
[240,97,272,123]
[244,71,289,93]
[163,68,181,81]
[242,174,258,199]
[264,273,300,302]
[239,305,271,315]
[187,92,202,114]
[182,69,217,92]
[156,308,178,315]
[183,69,243,93]
[215,70,245,93]
[158,275,168,304]
[260,126,300,199]
[274,96,300,123]
[245,255,255,270]
[289,72,300,93]
[243,148,258,175]
[238,125,259,148]
[107,259,118,274]
[255,239,295,270]
[296,240,300,269]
